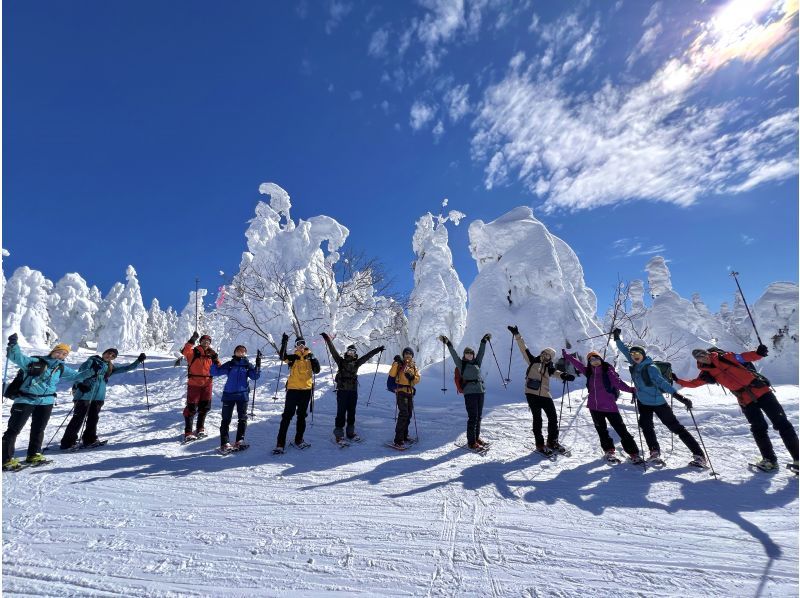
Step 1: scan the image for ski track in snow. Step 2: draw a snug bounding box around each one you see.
[2,352,798,596]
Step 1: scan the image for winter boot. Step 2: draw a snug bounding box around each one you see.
[547,440,568,454]
[234,440,249,450]
[536,444,554,456]
[25,453,47,465]
[476,438,488,447]
[689,454,708,468]
[751,458,779,472]
[183,432,197,442]
[2,457,21,471]
[629,453,645,464]
[648,449,661,461]
[194,428,207,439]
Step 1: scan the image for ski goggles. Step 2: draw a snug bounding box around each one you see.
[588,355,601,362]
[345,348,357,356]
[294,340,306,347]
[692,349,709,359]
[629,349,645,356]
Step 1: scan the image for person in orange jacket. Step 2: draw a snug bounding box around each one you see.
[181,331,221,441]
[674,344,798,472]
[388,347,420,448]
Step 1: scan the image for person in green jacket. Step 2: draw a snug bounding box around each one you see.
[59,348,146,450]
[440,333,491,449]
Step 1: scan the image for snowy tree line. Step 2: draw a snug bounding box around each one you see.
[2,183,797,383]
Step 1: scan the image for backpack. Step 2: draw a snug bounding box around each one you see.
[386,374,398,393]
[587,363,620,399]
[708,347,771,388]
[454,368,463,394]
[3,357,64,399]
[630,361,672,387]
[556,353,582,378]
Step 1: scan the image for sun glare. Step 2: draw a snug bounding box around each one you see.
[711,0,774,36]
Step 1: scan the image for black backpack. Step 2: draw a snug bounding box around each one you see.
[630,361,673,387]
[556,353,582,378]
[3,357,64,399]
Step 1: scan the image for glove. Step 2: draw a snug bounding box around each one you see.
[673,392,692,410]
[393,355,402,364]
[137,353,147,362]
[206,349,218,359]
[670,372,678,382]
[76,382,92,393]
[439,335,449,344]
[7,333,18,347]
[281,333,289,345]
[482,333,491,342]
[321,332,330,341]
[612,328,621,341]
[560,373,575,382]
[189,331,199,344]
[756,344,769,357]
[404,371,415,381]
[377,346,385,352]
[91,361,103,373]
[507,325,519,336]
[213,358,222,366]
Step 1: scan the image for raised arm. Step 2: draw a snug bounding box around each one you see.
[355,345,384,368]
[561,349,587,375]
[321,333,343,366]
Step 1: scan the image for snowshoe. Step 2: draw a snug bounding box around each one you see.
[2,458,22,472]
[233,441,249,451]
[290,441,311,450]
[455,442,489,455]
[547,442,571,457]
[688,454,708,469]
[181,433,198,444]
[24,454,52,468]
[603,451,621,465]
[59,443,79,452]
[219,444,235,455]
[749,459,779,473]
[475,438,491,448]
[386,440,409,451]
[81,439,109,449]
[786,462,798,475]
[646,450,666,467]
[628,454,646,466]
[194,430,208,439]
[347,434,363,443]
[333,436,351,448]
[534,447,557,462]
[272,446,285,456]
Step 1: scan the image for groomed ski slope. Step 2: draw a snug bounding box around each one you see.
[3,350,798,597]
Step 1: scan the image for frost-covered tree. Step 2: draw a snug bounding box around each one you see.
[2,266,55,347]
[146,298,176,350]
[95,266,148,352]
[173,288,211,351]
[406,210,467,367]
[49,273,100,348]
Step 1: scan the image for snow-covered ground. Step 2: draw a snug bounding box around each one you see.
[3,348,798,597]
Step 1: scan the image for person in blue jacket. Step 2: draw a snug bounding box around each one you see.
[211,345,261,450]
[613,328,706,466]
[2,334,95,470]
[59,348,146,450]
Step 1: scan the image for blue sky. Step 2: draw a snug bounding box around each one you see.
[4,0,798,315]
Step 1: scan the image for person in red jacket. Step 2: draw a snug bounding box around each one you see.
[181,331,221,441]
[674,344,798,472]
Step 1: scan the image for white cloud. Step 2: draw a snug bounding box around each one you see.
[444,83,470,122]
[326,1,353,34]
[410,101,436,130]
[611,238,667,258]
[350,90,363,101]
[380,100,390,114]
[432,120,445,141]
[369,28,390,58]
[470,3,799,212]
[741,234,755,245]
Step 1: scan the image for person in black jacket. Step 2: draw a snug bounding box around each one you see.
[321,333,384,443]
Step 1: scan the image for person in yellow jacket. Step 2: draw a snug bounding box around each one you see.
[273,333,320,454]
[388,347,420,447]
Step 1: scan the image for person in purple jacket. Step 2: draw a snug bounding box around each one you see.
[562,349,643,463]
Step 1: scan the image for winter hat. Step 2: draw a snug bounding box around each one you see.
[402,347,414,357]
[462,347,475,356]
[629,345,646,356]
[692,349,709,359]
[234,345,247,354]
[51,343,71,355]
[295,337,306,347]
[103,348,119,358]
[586,351,602,362]
[199,334,212,343]
[540,348,556,359]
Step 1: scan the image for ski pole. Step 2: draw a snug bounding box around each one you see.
[730,271,763,345]
[670,395,674,452]
[1,356,9,403]
[487,339,507,389]
[310,373,315,425]
[43,405,75,451]
[558,381,566,430]
[566,379,572,412]
[632,395,646,463]
[412,400,419,441]
[505,333,514,384]
[688,407,718,478]
[323,339,336,391]
[365,349,384,407]
[250,350,262,417]
[272,360,283,402]
[142,362,150,412]
[195,277,199,332]
[441,342,447,393]
[576,332,613,343]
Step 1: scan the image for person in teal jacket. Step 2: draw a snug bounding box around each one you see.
[2,334,95,469]
[440,333,491,449]
[613,329,706,466]
[59,348,146,450]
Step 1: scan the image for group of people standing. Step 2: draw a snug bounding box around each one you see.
[2,325,797,474]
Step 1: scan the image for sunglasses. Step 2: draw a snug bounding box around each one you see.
[630,350,644,356]
[589,356,601,361]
